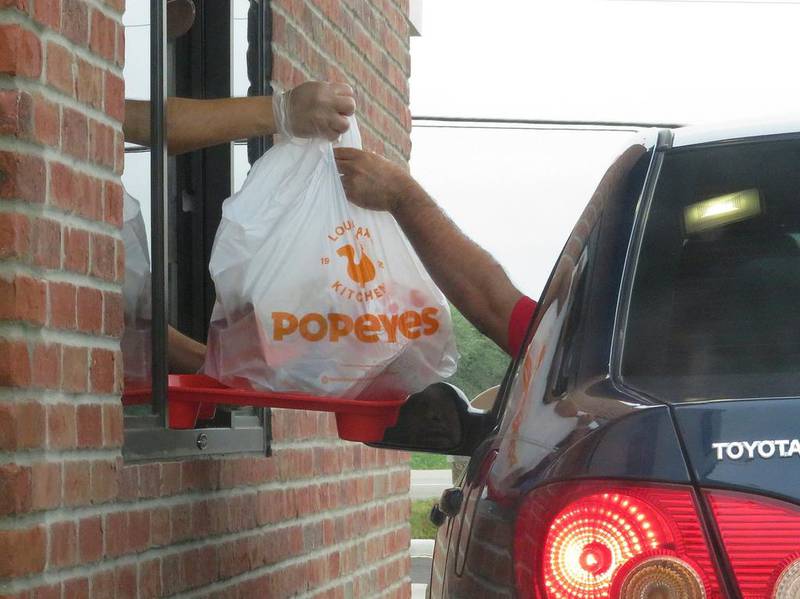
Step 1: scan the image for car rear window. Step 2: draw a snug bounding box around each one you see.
[621,138,800,402]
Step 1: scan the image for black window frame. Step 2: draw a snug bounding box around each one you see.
[122,0,273,462]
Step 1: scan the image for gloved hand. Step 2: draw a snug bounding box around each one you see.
[273,81,356,141]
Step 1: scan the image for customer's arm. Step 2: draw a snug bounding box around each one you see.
[125,81,356,155]
[334,148,523,353]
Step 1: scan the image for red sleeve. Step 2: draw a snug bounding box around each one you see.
[507,295,537,357]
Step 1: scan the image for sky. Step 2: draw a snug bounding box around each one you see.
[407,0,800,297]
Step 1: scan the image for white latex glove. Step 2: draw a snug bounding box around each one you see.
[273,81,356,141]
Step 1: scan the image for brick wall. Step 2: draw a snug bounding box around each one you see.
[271,0,412,164]
[0,0,413,597]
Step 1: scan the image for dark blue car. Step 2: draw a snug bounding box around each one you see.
[378,121,800,599]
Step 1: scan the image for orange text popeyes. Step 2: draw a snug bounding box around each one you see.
[271,308,441,343]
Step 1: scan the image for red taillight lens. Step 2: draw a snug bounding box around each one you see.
[707,490,800,598]
[514,482,722,599]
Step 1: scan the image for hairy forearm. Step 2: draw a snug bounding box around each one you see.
[124,97,275,155]
[391,183,522,352]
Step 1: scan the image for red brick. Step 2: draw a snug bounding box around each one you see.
[47,403,75,449]
[104,511,128,557]
[45,42,73,96]
[90,459,118,504]
[161,554,184,595]
[76,286,102,334]
[49,520,77,568]
[78,516,102,563]
[0,464,31,516]
[0,151,45,202]
[171,504,191,542]
[76,404,102,448]
[115,564,137,599]
[149,507,170,547]
[91,569,114,599]
[102,291,123,337]
[0,25,42,79]
[0,0,28,11]
[90,233,115,281]
[30,462,61,510]
[32,218,61,269]
[90,348,115,393]
[32,583,61,599]
[48,281,76,329]
[0,212,30,259]
[138,559,161,599]
[62,578,88,598]
[0,402,44,450]
[63,460,90,506]
[0,526,46,578]
[89,120,115,169]
[0,90,23,136]
[137,464,158,499]
[61,345,87,393]
[63,227,88,273]
[90,9,115,62]
[32,94,60,147]
[114,129,124,174]
[103,181,123,228]
[61,0,88,46]
[76,58,103,109]
[49,161,76,213]
[32,343,61,389]
[75,173,103,220]
[33,0,61,31]
[115,464,137,502]
[0,339,31,387]
[128,510,150,552]
[0,276,45,325]
[102,403,122,447]
[62,107,88,160]
[115,20,124,67]
[104,72,124,122]
[114,238,124,283]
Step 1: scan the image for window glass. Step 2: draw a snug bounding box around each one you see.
[121,6,154,402]
[622,139,800,401]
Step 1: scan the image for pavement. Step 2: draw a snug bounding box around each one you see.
[410,539,435,598]
[409,469,452,499]
[410,471,452,597]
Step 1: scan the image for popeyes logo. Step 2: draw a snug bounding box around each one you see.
[270,219,443,343]
[321,220,387,302]
[271,308,441,343]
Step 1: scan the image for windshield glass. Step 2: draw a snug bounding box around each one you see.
[621,138,800,402]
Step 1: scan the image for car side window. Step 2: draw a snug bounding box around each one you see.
[492,143,650,427]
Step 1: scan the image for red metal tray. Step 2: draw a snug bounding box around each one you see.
[122,374,405,442]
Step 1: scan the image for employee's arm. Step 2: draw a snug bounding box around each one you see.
[333,148,523,353]
[125,81,355,156]
[168,325,206,373]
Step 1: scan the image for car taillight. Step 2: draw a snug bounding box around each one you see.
[706,490,800,599]
[514,481,723,599]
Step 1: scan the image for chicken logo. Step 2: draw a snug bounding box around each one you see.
[337,244,376,287]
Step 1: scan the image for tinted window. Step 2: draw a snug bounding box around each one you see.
[622,139,800,401]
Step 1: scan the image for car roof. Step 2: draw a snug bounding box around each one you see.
[671,117,800,148]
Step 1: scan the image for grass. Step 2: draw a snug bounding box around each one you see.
[410,499,439,540]
[410,452,449,470]
[446,305,510,401]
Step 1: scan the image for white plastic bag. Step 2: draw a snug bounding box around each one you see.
[203,120,458,399]
[121,191,152,387]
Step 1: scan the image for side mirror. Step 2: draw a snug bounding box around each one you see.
[370,382,493,456]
